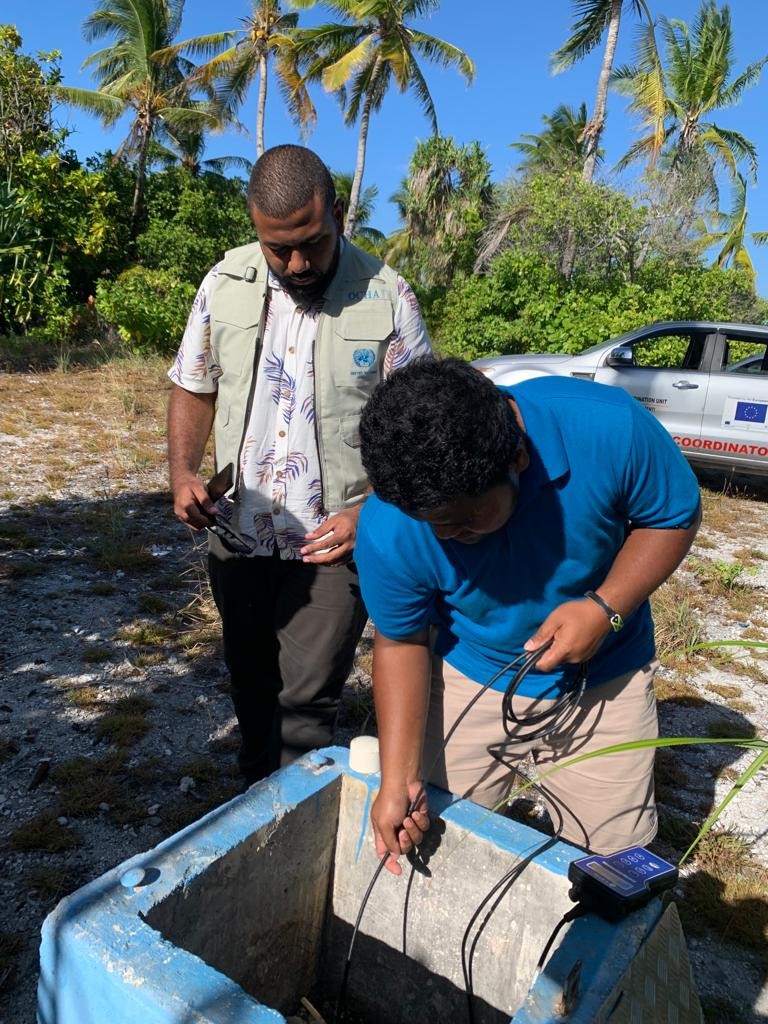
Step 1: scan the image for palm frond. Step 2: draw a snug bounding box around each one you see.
[153,32,239,64]
[321,34,376,91]
[551,0,614,73]
[409,31,475,82]
[57,85,125,124]
[703,124,759,183]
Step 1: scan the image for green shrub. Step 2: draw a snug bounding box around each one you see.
[96,267,196,354]
[136,168,253,286]
[432,251,767,362]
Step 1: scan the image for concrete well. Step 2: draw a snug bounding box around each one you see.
[38,746,702,1024]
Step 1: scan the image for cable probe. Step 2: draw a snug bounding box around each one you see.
[333,641,587,1022]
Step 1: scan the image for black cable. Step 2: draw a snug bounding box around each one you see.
[334,643,588,1023]
[532,903,589,983]
[333,855,390,1023]
[500,655,587,743]
[460,754,566,1024]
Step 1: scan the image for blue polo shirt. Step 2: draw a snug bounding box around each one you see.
[355,376,701,699]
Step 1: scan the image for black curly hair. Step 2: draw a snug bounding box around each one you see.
[359,357,523,514]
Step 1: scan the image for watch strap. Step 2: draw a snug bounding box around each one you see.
[584,590,624,632]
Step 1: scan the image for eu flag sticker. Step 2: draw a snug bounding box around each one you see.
[734,401,768,424]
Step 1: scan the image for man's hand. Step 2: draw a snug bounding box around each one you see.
[524,599,612,672]
[172,472,218,530]
[371,782,431,877]
[167,385,216,529]
[301,504,362,565]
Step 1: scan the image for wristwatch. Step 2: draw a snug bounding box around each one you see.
[584,590,624,632]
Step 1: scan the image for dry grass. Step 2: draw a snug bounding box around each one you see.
[114,619,177,645]
[0,524,36,550]
[678,830,768,950]
[82,645,113,665]
[651,576,703,660]
[732,546,768,563]
[354,635,374,678]
[706,683,743,700]
[24,866,75,901]
[94,695,153,746]
[699,491,741,536]
[705,717,757,740]
[10,812,79,852]
[138,593,172,614]
[65,685,103,709]
[653,671,707,707]
[0,356,171,503]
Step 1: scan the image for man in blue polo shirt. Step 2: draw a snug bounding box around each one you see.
[354,357,701,873]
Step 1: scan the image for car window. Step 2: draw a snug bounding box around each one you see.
[721,339,768,375]
[630,333,705,370]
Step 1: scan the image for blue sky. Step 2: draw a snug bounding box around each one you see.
[5,0,768,291]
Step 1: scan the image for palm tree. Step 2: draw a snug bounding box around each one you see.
[331,170,384,250]
[511,103,603,175]
[289,0,475,239]
[388,134,492,286]
[147,131,253,177]
[60,0,222,240]
[613,2,766,191]
[155,1,315,158]
[553,0,653,183]
[695,174,768,287]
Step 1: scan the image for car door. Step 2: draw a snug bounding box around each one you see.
[592,327,714,443]
[701,331,768,474]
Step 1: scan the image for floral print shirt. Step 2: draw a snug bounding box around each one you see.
[169,249,431,558]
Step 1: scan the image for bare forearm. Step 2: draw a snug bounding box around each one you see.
[373,630,431,791]
[167,385,217,528]
[167,385,216,486]
[527,511,701,671]
[596,512,701,619]
[370,630,432,874]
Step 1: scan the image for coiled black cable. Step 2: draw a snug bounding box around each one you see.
[333,642,588,1023]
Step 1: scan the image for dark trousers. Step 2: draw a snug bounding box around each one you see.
[208,550,368,783]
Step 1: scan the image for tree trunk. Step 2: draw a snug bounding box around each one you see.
[582,0,622,184]
[256,54,267,159]
[345,63,379,239]
[130,116,152,243]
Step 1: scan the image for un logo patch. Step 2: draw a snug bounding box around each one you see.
[353,348,376,370]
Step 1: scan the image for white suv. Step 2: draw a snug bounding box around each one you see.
[474,321,768,478]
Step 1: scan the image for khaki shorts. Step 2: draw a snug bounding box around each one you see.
[423,656,659,854]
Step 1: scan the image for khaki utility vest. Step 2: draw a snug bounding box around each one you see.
[209,240,400,513]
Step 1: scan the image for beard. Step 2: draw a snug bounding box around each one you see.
[274,239,341,305]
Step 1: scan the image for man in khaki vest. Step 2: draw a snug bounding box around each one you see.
[167,145,431,784]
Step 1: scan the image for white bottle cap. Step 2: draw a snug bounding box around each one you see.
[349,736,380,774]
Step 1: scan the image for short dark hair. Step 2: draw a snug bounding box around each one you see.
[359,357,523,514]
[247,144,336,217]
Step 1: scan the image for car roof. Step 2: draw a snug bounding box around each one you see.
[581,320,768,356]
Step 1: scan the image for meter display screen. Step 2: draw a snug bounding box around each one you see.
[568,846,678,921]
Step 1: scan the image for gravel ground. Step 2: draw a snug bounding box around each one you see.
[0,365,766,1023]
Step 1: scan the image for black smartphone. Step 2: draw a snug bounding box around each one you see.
[207,463,234,504]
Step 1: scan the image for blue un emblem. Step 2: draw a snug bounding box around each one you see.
[353,348,376,370]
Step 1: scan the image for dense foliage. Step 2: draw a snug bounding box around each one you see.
[96,267,197,353]
[433,251,765,360]
[431,170,767,357]
[1,4,766,357]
